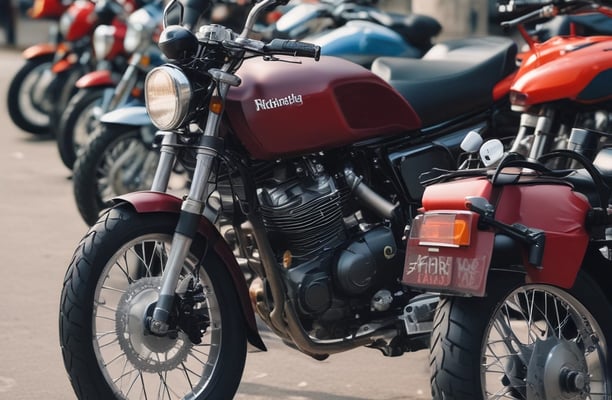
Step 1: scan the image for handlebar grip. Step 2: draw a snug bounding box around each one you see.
[265,39,321,61]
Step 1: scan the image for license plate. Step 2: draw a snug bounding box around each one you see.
[402,230,494,297]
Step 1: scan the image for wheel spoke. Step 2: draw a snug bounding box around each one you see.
[482,285,609,399]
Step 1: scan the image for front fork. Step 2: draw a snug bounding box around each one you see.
[148,72,240,335]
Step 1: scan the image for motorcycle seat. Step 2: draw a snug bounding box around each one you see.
[369,12,442,49]
[371,36,517,127]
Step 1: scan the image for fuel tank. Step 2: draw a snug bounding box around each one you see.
[225,56,421,160]
[511,36,612,107]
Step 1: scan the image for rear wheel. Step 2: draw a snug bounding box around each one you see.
[430,270,612,399]
[59,207,248,399]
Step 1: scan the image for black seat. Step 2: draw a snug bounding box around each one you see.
[566,147,612,206]
[371,36,517,127]
[368,12,442,50]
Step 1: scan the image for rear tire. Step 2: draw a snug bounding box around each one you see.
[59,206,248,399]
[430,270,612,399]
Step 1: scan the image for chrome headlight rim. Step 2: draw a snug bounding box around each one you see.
[124,7,158,53]
[145,65,192,131]
[93,25,117,61]
[124,24,146,54]
[59,12,75,38]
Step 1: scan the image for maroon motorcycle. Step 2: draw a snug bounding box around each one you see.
[58,0,521,398]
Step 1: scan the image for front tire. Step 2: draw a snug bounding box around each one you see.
[72,123,158,225]
[59,206,247,399]
[430,270,612,399]
[7,55,54,134]
[56,86,109,169]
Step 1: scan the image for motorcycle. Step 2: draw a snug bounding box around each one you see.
[8,0,135,135]
[262,0,442,67]
[58,0,521,397]
[55,1,163,169]
[68,0,443,225]
[72,109,164,225]
[501,0,612,163]
[404,139,612,399]
[400,1,612,398]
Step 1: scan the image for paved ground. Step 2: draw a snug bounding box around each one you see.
[0,17,432,400]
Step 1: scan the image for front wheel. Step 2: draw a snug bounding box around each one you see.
[56,86,110,169]
[7,55,54,134]
[72,123,158,225]
[430,270,612,399]
[59,206,247,399]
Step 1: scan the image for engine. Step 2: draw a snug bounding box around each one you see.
[256,158,403,339]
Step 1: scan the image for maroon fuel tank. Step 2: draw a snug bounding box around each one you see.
[225,56,422,160]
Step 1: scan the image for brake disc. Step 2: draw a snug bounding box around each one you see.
[115,277,192,373]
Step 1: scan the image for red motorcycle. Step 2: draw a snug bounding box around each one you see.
[7,0,134,135]
[502,0,612,162]
[400,1,612,398]
[405,146,612,399]
[57,0,521,398]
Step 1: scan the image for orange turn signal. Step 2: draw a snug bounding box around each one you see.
[210,96,223,114]
[410,212,472,247]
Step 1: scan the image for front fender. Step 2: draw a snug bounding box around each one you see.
[75,70,115,88]
[112,191,266,351]
[22,43,56,60]
[100,106,151,126]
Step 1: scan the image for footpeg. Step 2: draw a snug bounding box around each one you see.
[402,294,438,335]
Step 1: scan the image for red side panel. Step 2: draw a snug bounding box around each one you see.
[495,184,590,288]
[419,177,590,288]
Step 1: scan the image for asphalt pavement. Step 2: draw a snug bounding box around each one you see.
[0,15,432,400]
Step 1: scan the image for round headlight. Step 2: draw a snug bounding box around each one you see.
[93,25,116,60]
[123,24,143,54]
[145,66,192,130]
[59,12,75,37]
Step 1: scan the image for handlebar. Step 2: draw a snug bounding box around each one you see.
[500,4,557,28]
[264,39,321,60]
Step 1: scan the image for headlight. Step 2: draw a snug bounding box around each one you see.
[59,12,75,38]
[93,25,117,60]
[125,6,162,53]
[145,66,192,130]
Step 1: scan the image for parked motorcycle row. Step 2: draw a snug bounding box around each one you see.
[7,0,612,398]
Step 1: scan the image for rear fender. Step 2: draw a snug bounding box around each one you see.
[112,191,266,351]
[75,70,115,88]
[22,43,56,60]
[100,106,151,126]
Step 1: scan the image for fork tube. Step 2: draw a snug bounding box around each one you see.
[151,132,177,192]
[528,108,555,161]
[150,82,231,335]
